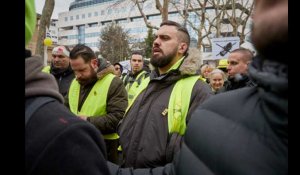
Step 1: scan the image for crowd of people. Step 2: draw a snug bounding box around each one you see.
[25,0,288,174]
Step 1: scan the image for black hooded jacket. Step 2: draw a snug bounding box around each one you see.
[25,52,110,175]
[172,56,288,175]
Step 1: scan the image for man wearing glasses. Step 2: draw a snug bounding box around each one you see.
[43,45,75,97]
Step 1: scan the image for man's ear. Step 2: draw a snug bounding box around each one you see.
[91,58,98,69]
[178,43,188,54]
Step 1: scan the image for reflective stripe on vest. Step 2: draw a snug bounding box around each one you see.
[126,71,148,104]
[42,66,50,73]
[199,75,206,82]
[125,75,200,135]
[68,73,118,140]
[168,75,199,135]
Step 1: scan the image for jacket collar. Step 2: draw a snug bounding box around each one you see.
[151,48,202,80]
[248,56,288,96]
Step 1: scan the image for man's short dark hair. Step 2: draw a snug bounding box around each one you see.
[230,48,254,62]
[160,20,190,49]
[160,20,190,56]
[69,44,96,63]
[131,51,144,61]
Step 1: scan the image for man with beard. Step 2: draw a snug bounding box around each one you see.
[42,45,75,97]
[65,44,128,164]
[108,0,288,174]
[26,0,111,174]
[159,0,287,174]
[117,20,212,168]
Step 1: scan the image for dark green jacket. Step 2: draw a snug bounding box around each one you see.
[118,48,212,168]
[65,63,128,135]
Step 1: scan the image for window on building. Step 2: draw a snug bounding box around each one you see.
[78,25,85,44]
[132,17,143,22]
[117,19,127,24]
[107,9,112,15]
[65,17,68,22]
[148,15,160,20]
[82,14,85,19]
[89,23,98,27]
[76,15,79,20]
[94,11,98,16]
[88,13,91,18]
[70,16,73,21]
[101,10,105,15]
[102,21,111,26]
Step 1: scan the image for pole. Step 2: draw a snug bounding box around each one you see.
[44,45,48,66]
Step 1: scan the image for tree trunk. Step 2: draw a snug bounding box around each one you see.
[35,0,55,58]
[161,0,169,22]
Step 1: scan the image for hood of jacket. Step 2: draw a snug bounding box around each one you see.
[248,56,288,143]
[96,58,116,80]
[249,56,288,98]
[179,48,202,75]
[25,55,64,103]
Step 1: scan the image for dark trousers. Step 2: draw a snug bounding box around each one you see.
[104,139,119,164]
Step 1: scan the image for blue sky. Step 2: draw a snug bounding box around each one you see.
[35,0,73,19]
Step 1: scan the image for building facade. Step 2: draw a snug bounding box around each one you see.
[57,0,253,59]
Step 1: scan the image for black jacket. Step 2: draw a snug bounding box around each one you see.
[220,73,256,92]
[108,57,288,175]
[25,54,110,175]
[50,64,75,97]
[173,57,288,175]
[118,48,212,168]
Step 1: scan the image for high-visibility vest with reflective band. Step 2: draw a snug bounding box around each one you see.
[42,66,50,73]
[126,75,200,135]
[124,71,148,104]
[68,73,118,140]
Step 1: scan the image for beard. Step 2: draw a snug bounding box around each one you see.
[77,67,98,86]
[151,47,177,68]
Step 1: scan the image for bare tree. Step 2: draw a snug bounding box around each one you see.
[135,0,159,29]
[171,0,218,50]
[222,0,254,44]
[171,0,253,50]
[35,0,55,57]
[109,0,253,51]
[130,0,171,29]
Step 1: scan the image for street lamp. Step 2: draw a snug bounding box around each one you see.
[43,37,52,66]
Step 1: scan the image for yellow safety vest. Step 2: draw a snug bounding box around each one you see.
[125,75,200,135]
[42,66,50,73]
[68,73,118,140]
[124,71,148,104]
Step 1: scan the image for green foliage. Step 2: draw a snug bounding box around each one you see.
[144,28,154,58]
[99,23,131,63]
